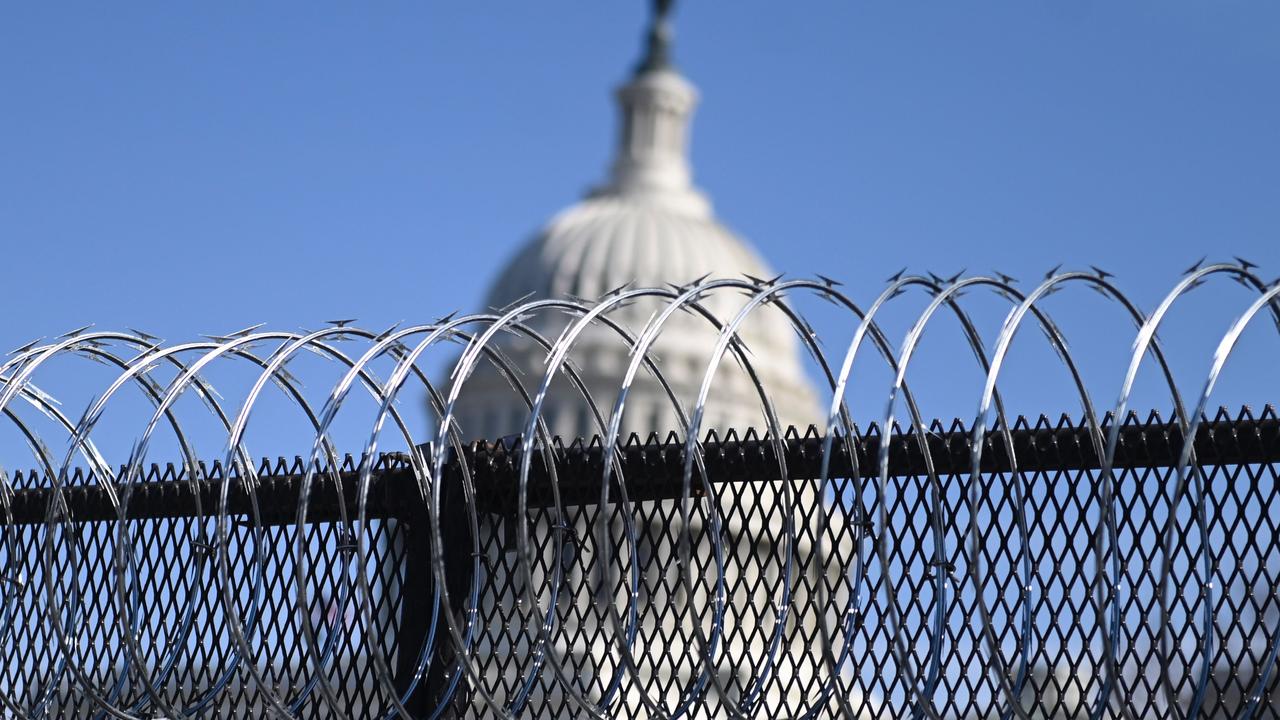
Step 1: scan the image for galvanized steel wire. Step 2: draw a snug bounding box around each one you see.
[0,263,1277,718]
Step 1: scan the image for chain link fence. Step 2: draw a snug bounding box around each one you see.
[2,408,1278,718]
[2,265,1278,717]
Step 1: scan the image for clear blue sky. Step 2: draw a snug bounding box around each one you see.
[1,3,1277,422]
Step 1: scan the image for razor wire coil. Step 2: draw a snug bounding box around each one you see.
[0,264,1277,719]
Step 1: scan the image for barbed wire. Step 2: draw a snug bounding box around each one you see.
[0,262,1276,718]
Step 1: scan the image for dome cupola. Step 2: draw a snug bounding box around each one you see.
[594,1,707,215]
[470,0,819,440]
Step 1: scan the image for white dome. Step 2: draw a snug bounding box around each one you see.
[448,9,848,717]
[466,40,819,443]
[483,192,805,362]
[486,194,771,312]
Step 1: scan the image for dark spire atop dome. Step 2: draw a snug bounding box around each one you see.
[635,0,676,75]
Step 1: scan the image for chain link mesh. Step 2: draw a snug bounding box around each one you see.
[1,409,1278,718]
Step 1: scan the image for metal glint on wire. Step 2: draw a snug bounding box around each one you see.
[0,264,1277,718]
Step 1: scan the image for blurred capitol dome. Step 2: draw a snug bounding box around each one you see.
[447,4,855,718]
[456,2,820,442]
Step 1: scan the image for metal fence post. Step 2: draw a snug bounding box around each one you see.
[395,457,474,717]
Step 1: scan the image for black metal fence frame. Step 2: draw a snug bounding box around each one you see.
[4,407,1279,717]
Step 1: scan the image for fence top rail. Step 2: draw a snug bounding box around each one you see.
[5,405,1275,524]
